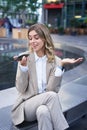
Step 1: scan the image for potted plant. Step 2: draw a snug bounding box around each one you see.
[84,17,87,34]
[70,18,79,35]
[58,26,64,35]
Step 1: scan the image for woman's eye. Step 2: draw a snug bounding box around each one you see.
[28,36,32,40]
[28,35,39,40]
[35,36,39,40]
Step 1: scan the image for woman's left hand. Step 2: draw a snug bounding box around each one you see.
[61,57,83,66]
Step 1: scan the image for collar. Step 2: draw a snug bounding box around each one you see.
[34,52,47,62]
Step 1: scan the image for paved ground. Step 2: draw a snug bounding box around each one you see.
[51,34,87,52]
[67,116,87,130]
[51,34,87,83]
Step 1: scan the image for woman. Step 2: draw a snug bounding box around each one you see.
[12,23,83,130]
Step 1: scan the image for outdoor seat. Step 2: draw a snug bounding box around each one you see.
[0,75,87,130]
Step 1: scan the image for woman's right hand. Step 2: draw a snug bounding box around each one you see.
[13,55,28,66]
[19,56,28,66]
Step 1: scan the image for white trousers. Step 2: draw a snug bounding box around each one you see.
[24,91,69,130]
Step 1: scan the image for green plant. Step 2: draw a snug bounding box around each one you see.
[58,26,64,34]
[0,0,41,27]
[84,17,87,27]
[70,18,80,28]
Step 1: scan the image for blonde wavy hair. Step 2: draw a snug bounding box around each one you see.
[27,23,55,62]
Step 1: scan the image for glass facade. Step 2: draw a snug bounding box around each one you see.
[66,0,87,27]
[43,0,87,27]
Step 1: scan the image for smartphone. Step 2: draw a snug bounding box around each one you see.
[14,53,29,61]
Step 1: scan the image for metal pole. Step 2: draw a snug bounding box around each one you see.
[82,0,85,17]
[64,0,67,29]
[45,9,48,25]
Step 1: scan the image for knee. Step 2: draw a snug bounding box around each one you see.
[36,105,49,119]
[47,91,57,99]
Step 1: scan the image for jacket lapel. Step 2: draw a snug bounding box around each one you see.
[27,53,38,94]
[46,61,54,84]
[28,53,54,93]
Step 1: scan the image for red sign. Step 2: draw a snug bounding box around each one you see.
[43,3,64,9]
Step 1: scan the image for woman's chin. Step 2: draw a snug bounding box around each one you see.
[33,48,39,52]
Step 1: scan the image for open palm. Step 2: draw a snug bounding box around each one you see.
[61,57,83,66]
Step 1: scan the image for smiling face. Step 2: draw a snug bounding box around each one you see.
[27,23,55,62]
[28,30,45,57]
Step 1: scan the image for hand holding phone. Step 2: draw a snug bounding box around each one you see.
[13,54,29,61]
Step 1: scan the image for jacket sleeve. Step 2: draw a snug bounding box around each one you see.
[46,56,63,93]
[16,62,29,94]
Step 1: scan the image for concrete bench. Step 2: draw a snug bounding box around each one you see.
[0,75,87,130]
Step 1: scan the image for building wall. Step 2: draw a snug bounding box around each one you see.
[48,9,62,27]
[43,0,87,28]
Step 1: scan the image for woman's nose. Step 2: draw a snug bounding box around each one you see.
[30,40,35,45]
[30,39,37,45]
[31,38,35,42]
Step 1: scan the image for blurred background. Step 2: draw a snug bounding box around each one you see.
[0,0,87,36]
